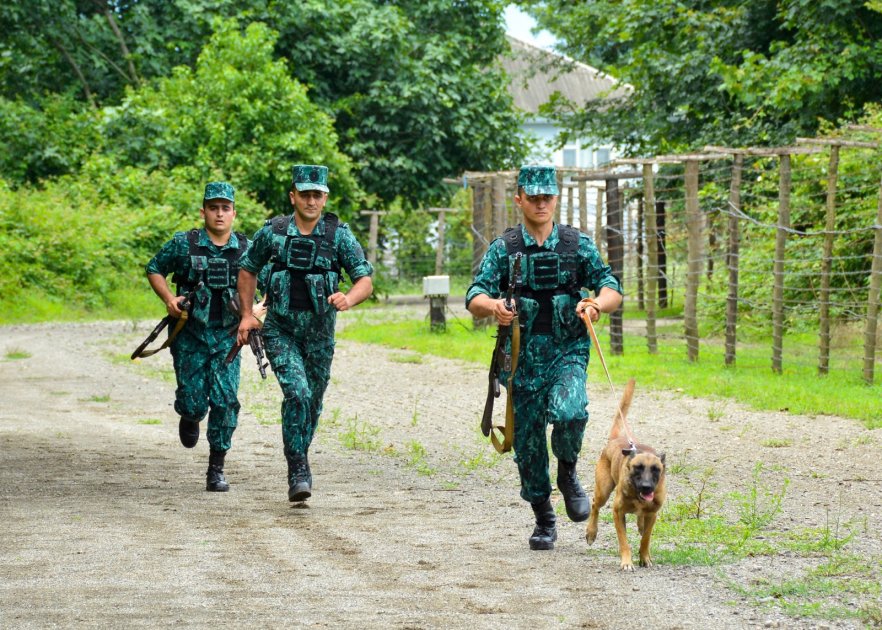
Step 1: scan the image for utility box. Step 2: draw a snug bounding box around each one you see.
[423,275,450,332]
[422,275,450,297]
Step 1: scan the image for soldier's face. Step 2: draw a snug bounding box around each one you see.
[289,189,327,223]
[515,192,557,228]
[201,199,236,236]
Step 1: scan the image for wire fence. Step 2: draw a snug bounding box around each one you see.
[367,138,882,383]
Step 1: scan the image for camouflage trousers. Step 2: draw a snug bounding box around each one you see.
[507,333,590,504]
[262,310,336,460]
[171,323,241,452]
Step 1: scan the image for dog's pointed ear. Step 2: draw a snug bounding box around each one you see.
[622,448,635,458]
[659,452,666,465]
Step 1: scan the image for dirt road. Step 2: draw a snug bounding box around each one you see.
[1,315,879,629]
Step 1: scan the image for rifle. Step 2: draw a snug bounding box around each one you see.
[223,294,269,379]
[131,282,203,360]
[225,327,269,379]
[481,253,522,453]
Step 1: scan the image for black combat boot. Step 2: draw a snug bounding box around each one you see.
[557,459,590,522]
[287,453,311,502]
[529,497,557,550]
[179,415,200,448]
[206,450,230,492]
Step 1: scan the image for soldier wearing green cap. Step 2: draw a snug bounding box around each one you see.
[236,164,373,503]
[146,181,264,492]
[466,164,623,551]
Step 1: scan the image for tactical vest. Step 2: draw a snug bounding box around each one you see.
[266,213,341,314]
[502,224,582,336]
[173,229,248,326]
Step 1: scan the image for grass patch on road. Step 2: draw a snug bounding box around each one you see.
[338,313,882,427]
[4,348,31,360]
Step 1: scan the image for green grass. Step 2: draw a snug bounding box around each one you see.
[138,418,163,425]
[0,288,159,325]
[338,313,882,427]
[84,394,111,403]
[4,348,31,360]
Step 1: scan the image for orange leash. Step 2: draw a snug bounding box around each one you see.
[579,298,636,450]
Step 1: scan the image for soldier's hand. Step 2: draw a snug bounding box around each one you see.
[577,298,601,323]
[253,298,268,322]
[328,292,351,312]
[237,315,260,345]
[494,299,515,325]
[165,297,185,318]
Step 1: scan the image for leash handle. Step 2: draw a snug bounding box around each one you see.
[579,298,636,451]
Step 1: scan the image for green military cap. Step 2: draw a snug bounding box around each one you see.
[291,164,330,193]
[518,165,559,196]
[203,181,235,202]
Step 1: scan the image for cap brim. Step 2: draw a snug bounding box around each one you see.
[522,184,559,196]
[203,195,235,202]
[294,183,329,193]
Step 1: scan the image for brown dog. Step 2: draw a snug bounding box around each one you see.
[585,379,666,570]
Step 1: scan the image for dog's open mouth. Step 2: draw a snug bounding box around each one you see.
[639,491,655,502]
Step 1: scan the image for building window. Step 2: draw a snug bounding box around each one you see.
[596,148,611,166]
[563,148,577,167]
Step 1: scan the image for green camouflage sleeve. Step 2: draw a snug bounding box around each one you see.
[239,224,274,274]
[465,238,507,308]
[335,224,373,282]
[579,234,623,296]
[145,233,186,277]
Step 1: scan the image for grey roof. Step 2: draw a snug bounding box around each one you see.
[502,36,631,114]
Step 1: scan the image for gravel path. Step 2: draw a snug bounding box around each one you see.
[1,312,880,629]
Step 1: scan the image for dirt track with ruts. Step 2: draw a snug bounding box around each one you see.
[1,310,880,629]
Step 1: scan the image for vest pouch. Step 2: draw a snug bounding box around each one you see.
[528,252,560,290]
[187,283,213,326]
[551,294,585,342]
[287,237,316,270]
[220,287,240,328]
[206,257,230,290]
[189,255,209,284]
[305,274,327,315]
[516,296,539,337]
[325,271,340,295]
[269,270,291,315]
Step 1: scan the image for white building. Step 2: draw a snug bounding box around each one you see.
[502,36,632,167]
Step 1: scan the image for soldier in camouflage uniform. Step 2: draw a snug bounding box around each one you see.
[236,165,373,503]
[146,182,262,492]
[467,165,623,550]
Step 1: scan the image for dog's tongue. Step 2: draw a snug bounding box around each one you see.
[640,491,655,502]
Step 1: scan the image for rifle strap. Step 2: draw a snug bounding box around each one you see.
[136,311,189,358]
[491,314,520,453]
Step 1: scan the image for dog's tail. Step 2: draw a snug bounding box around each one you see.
[609,378,636,440]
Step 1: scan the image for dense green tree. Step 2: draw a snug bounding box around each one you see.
[1,0,523,203]
[520,0,882,154]
[100,20,359,217]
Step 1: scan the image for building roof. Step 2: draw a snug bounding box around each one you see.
[502,36,631,114]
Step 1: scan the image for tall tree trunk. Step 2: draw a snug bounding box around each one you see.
[48,36,97,108]
[93,0,141,84]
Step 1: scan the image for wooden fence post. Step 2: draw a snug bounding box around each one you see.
[643,164,658,354]
[636,195,645,311]
[606,177,624,355]
[818,145,839,375]
[578,179,588,234]
[470,183,486,275]
[595,188,604,257]
[656,201,668,308]
[771,154,792,374]
[863,173,882,383]
[684,160,702,362]
[492,175,507,237]
[359,210,386,266]
[566,184,574,225]
[428,208,456,275]
[724,153,743,367]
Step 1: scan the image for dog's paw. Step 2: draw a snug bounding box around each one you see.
[585,527,597,546]
[620,561,635,571]
[639,556,653,568]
